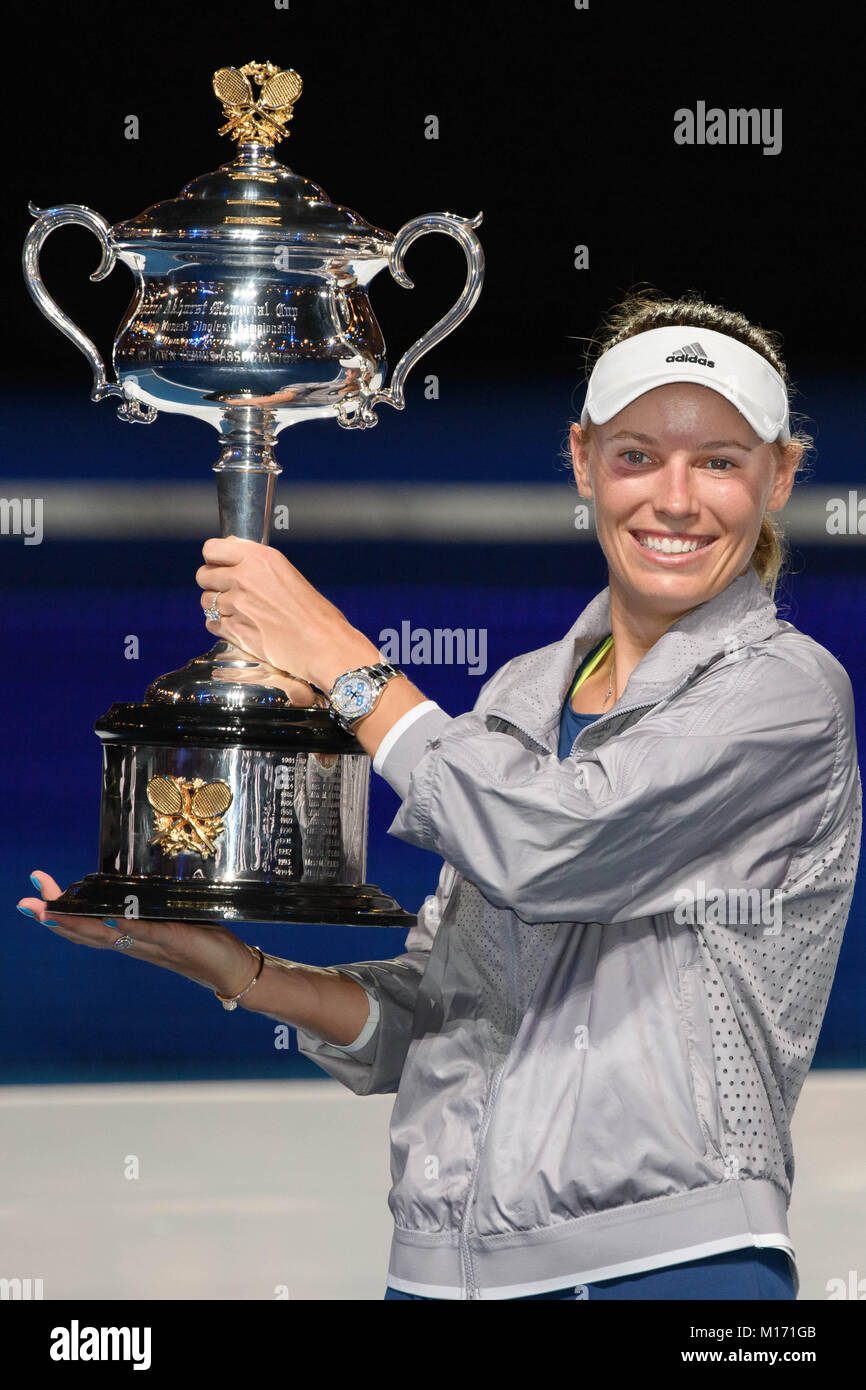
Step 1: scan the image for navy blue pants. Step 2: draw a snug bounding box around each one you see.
[385,1247,795,1299]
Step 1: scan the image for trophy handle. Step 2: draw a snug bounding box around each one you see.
[336,211,484,428]
[22,202,157,423]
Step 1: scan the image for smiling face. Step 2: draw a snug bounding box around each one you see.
[570,382,800,622]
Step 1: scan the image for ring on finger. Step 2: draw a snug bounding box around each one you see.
[204,592,221,622]
[114,934,135,950]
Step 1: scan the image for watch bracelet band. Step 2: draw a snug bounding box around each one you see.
[329,661,406,729]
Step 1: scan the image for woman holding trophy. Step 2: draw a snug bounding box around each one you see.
[20,289,861,1301]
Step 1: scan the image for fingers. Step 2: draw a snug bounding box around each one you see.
[28,868,62,901]
[18,873,168,958]
[198,539,298,585]
[17,876,248,998]
[200,536,257,566]
[17,894,61,927]
[195,561,237,592]
[199,588,235,617]
[20,870,68,932]
[17,894,128,949]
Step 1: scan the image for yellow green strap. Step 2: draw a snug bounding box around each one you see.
[570,634,613,699]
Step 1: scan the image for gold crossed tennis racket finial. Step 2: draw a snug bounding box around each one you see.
[213,61,303,145]
[146,775,234,859]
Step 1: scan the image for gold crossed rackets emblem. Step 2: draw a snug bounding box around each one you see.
[213,61,303,145]
[146,776,234,858]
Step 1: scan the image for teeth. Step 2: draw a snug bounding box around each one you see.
[637,534,709,553]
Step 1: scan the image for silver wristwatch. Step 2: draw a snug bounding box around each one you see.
[327,661,405,731]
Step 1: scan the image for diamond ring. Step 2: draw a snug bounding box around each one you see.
[113,934,135,950]
[204,594,221,621]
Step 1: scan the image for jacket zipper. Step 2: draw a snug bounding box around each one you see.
[455,680,697,1296]
[458,1053,508,1298]
[487,668,699,759]
[484,696,651,757]
[457,871,525,1298]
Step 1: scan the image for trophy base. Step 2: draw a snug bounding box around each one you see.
[52,874,416,927]
[81,674,417,929]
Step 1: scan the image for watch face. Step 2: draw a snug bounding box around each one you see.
[333,674,375,719]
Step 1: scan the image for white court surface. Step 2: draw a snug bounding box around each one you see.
[1,1071,863,1301]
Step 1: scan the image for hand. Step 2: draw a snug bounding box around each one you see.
[208,649,327,709]
[196,537,381,692]
[17,871,260,998]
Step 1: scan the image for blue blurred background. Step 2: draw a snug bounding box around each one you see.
[3,0,864,1082]
[2,372,864,1081]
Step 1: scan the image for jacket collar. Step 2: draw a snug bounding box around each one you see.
[482,565,783,750]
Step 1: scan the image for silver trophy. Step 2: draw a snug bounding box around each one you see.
[23,60,484,925]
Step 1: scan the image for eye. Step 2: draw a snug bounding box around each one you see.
[620,450,736,471]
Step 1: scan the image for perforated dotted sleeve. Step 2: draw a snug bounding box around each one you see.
[695,785,862,1191]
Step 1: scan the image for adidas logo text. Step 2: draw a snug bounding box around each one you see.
[666,341,715,368]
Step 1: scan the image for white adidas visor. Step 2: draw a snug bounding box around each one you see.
[579,325,791,445]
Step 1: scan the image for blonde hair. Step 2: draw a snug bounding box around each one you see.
[566,285,815,602]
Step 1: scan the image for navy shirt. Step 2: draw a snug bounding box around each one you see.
[558,635,611,759]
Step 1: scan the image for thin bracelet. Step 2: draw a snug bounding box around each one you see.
[214,946,265,1011]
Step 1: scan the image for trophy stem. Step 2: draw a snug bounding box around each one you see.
[213,408,281,543]
[147,407,289,701]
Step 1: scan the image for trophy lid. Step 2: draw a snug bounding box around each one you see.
[111,61,394,254]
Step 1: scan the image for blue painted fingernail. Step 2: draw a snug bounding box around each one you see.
[103,918,118,927]
[44,919,59,926]
[17,905,37,918]
[29,872,41,890]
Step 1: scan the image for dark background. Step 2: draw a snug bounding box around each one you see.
[2,0,863,1078]
[7,0,864,377]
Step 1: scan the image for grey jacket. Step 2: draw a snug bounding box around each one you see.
[296,565,862,1299]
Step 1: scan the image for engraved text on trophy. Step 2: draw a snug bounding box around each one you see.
[117,281,385,368]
